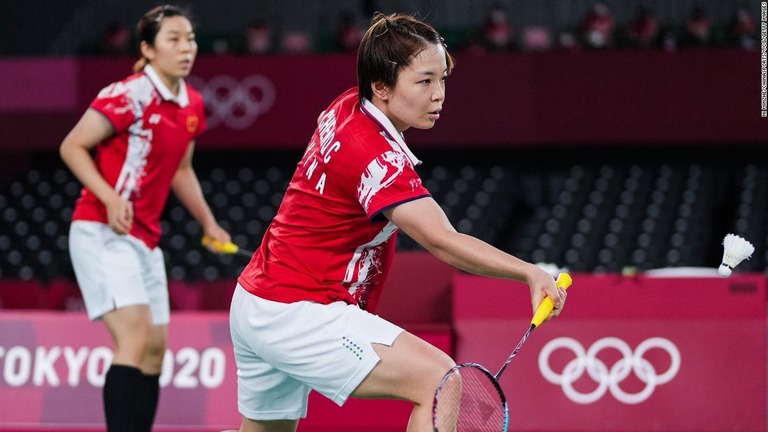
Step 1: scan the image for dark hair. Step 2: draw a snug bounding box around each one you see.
[357,12,455,102]
[133,4,194,73]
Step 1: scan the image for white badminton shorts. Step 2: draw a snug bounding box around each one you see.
[68,220,170,325]
[229,283,404,420]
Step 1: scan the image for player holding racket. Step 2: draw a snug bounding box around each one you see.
[229,12,566,432]
[60,5,230,432]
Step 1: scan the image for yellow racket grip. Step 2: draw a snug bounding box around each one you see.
[531,272,572,328]
[201,235,239,254]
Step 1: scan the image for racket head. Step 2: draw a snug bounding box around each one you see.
[433,362,509,432]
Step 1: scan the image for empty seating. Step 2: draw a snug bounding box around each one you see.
[0,148,765,286]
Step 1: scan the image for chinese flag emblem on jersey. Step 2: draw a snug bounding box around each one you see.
[186,116,199,133]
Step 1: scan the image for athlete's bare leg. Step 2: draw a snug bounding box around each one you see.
[352,331,456,432]
[140,324,168,374]
[237,418,298,432]
[103,305,153,367]
[235,332,452,432]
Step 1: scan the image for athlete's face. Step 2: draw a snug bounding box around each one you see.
[143,16,197,86]
[376,43,447,132]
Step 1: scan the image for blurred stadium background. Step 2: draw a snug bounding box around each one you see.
[0,1,766,431]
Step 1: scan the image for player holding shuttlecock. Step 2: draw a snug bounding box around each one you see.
[718,233,755,277]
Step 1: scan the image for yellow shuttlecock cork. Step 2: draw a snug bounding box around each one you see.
[718,234,754,277]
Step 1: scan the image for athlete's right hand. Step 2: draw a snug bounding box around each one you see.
[526,264,565,320]
[105,193,133,235]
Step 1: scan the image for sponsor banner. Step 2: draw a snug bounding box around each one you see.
[0,311,237,428]
[453,274,767,431]
[0,50,763,152]
[0,309,452,430]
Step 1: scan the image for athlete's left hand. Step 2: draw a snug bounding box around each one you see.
[202,223,231,253]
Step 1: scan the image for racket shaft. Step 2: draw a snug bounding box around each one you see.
[496,273,573,379]
[494,326,533,380]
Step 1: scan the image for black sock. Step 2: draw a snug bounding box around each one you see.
[103,364,142,432]
[136,373,161,432]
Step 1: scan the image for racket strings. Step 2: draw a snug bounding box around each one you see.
[435,366,507,431]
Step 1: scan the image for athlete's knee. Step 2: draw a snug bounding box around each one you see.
[412,351,456,405]
[428,348,456,380]
[140,326,167,369]
[146,329,167,355]
[437,350,457,371]
[142,342,166,370]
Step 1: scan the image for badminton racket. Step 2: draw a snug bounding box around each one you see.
[201,235,253,257]
[432,272,573,432]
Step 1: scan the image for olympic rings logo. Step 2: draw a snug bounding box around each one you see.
[538,337,680,405]
[188,74,276,130]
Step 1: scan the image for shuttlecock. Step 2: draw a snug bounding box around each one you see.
[718,234,754,277]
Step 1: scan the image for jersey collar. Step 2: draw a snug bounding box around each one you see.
[361,98,422,166]
[143,65,190,108]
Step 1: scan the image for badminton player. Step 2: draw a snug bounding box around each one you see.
[60,5,230,432]
[229,12,567,432]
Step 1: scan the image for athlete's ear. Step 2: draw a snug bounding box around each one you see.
[371,81,390,101]
[140,41,155,62]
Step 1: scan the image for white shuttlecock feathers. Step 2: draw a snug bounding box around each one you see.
[718,234,754,277]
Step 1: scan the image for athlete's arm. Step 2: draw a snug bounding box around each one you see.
[171,141,231,249]
[60,108,133,235]
[383,197,564,315]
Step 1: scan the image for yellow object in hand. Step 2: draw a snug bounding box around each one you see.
[531,273,572,328]
[202,235,239,253]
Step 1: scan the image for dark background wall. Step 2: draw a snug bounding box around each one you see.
[1,0,760,56]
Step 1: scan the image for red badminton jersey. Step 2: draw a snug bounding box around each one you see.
[238,88,430,311]
[71,65,206,249]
